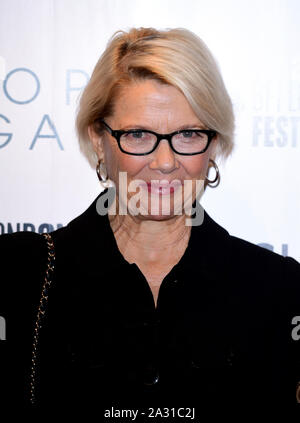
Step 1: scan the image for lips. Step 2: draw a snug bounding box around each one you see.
[144,180,183,195]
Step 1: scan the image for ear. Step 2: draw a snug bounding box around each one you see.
[88,124,105,161]
[209,134,218,161]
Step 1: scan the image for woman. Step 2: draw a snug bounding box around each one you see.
[1,27,300,419]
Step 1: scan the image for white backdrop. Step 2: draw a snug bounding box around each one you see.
[0,0,299,261]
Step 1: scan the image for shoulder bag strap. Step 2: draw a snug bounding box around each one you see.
[29,232,56,405]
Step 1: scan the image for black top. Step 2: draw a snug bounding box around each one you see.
[1,188,300,419]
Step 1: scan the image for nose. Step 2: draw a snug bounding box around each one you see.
[149,139,179,173]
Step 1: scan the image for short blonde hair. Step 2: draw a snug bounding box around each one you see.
[75,27,235,168]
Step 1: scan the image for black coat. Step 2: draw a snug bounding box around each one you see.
[1,188,300,420]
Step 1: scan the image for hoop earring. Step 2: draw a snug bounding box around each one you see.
[96,159,114,189]
[205,158,220,188]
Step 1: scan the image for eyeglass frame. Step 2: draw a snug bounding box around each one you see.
[98,119,217,156]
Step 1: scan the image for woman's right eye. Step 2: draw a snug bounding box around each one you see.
[126,131,150,140]
[123,131,144,139]
[130,131,144,139]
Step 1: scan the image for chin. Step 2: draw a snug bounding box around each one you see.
[135,205,184,221]
[143,212,178,221]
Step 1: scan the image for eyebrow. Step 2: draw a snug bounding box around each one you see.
[119,123,206,131]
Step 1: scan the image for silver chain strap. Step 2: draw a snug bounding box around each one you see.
[29,232,56,405]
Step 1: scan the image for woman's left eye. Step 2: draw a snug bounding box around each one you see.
[182,130,194,137]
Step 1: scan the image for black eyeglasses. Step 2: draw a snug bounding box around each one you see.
[99,120,216,156]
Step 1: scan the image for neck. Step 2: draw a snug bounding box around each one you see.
[108,212,191,267]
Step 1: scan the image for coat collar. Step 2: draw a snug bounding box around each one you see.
[56,188,232,283]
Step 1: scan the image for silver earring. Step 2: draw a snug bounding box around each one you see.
[205,158,220,188]
[96,159,114,189]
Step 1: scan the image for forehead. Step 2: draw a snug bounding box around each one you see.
[110,79,200,128]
